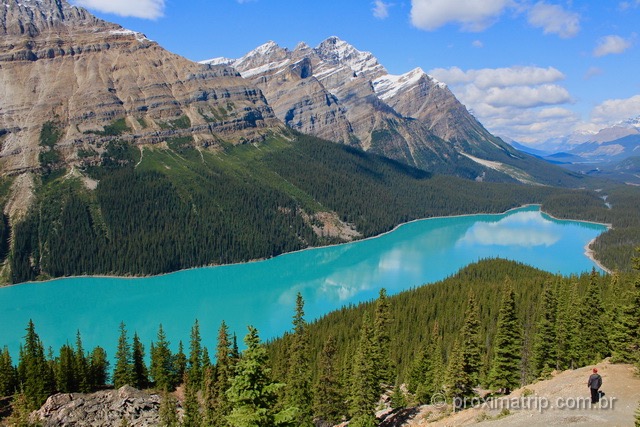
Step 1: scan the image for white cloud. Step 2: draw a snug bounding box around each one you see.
[373,0,392,19]
[619,0,640,10]
[410,0,513,31]
[429,66,565,89]
[527,2,580,38]
[429,65,578,143]
[591,95,640,126]
[585,67,603,79]
[72,0,165,19]
[593,35,632,57]
[472,40,484,48]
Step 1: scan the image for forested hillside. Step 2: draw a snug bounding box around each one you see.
[3,133,640,284]
[2,257,639,425]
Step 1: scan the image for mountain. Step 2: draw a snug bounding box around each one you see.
[0,0,281,217]
[203,37,580,185]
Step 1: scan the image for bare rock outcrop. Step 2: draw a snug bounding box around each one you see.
[31,386,168,426]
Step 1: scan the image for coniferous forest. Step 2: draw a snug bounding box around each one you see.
[2,133,640,285]
[1,256,639,425]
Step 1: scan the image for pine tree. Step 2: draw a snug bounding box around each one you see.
[150,324,174,391]
[158,389,179,427]
[113,322,133,388]
[284,293,313,427]
[74,331,90,392]
[461,292,481,385]
[610,256,640,364]
[226,326,292,427]
[556,281,581,369]
[182,372,201,427]
[188,319,203,390]
[6,391,34,426]
[173,341,187,388]
[132,332,149,389]
[55,344,77,393]
[349,312,378,427]
[532,285,558,377]
[313,335,345,426]
[444,339,473,408]
[17,320,55,409]
[207,320,234,427]
[0,346,17,397]
[488,283,522,394]
[88,346,109,389]
[578,270,610,364]
[411,321,445,404]
[373,288,393,389]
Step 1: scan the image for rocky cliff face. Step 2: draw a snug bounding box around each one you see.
[204,37,516,173]
[0,0,282,216]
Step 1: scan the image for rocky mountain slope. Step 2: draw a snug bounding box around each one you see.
[203,37,538,180]
[0,0,282,217]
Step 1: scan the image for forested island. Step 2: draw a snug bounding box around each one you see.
[1,257,639,425]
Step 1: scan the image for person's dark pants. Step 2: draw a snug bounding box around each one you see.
[590,387,600,404]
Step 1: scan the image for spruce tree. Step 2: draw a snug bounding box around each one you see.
[18,320,55,409]
[113,322,133,388]
[88,346,109,389]
[444,339,474,408]
[556,281,581,369]
[226,326,292,427]
[158,389,179,427]
[373,288,393,389]
[411,321,445,403]
[578,270,610,364]
[0,346,17,397]
[610,256,640,364]
[488,283,522,394]
[74,331,90,392]
[349,312,378,427]
[182,372,201,427]
[313,335,345,426]
[56,344,77,393]
[150,324,174,391]
[208,320,234,427]
[188,319,203,390]
[284,293,313,427]
[173,341,187,388]
[6,391,34,426]
[461,293,482,385]
[132,333,149,389]
[532,285,558,377]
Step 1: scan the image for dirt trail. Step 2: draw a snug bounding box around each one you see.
[404,360,640,426]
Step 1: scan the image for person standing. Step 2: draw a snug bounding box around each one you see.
[588,368,602,404]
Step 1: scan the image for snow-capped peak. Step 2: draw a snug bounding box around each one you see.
[200,57,235,66]
[314,36,385,77]
[372,67,445,100]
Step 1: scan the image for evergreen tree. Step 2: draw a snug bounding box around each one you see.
[411,322,445,404]
[173,341,187,388]
[488,283,522,394]
[113,322,133,388]
[373,288,393,388]
[313,335,345,426]
[17,320,55,409]
[88,346,109,389]
[207,320,234,427]
[578,270,610,364]
[6,391,35,427]
[349,312,378,427]
[132,333,149,389]
[55,344,77,393]
[188,319,203,390]
[556,281,581,370]
[610,256,640,364]
[150,324,174,391]
[0,346,17,397]
[158,389,180,427]
[74,331,90,393]
[226,326,292,427]
[182,372,201,427]
[444,339,474,408]
[284,293,313,427]
[461,292,481,385]
[532,285,558,377]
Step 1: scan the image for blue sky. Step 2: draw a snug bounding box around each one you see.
[70,0,640,145]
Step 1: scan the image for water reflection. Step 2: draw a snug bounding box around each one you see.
[457,211,560,247]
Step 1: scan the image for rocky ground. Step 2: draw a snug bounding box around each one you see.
[398,360,640,427]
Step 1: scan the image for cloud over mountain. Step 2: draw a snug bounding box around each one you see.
[72,0,165,19]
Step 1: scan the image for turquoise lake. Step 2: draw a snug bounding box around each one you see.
[0,206,607,357]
